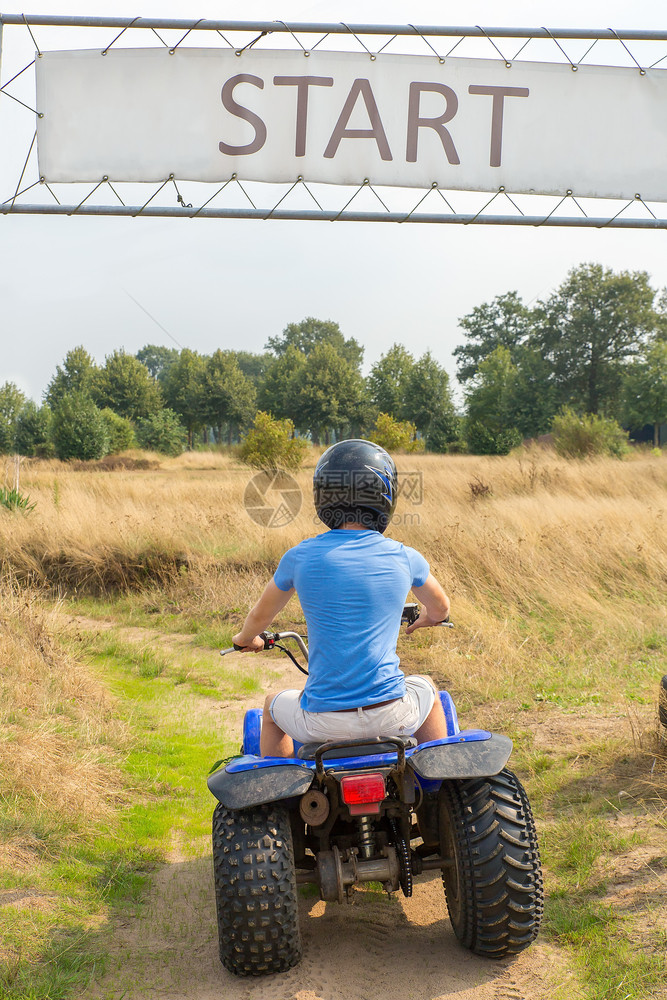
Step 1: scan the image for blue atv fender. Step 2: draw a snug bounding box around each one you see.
[208,760,314,811]
[208,691,512,810]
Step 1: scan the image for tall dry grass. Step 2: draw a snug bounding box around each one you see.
[2,448,665,706]
[0,583,127,870]
[3,449,665,610]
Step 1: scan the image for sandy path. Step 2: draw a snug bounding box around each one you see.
[87,858,560,1000]
[68,614,561,1000]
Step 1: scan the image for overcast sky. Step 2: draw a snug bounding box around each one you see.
[2,0,667,402]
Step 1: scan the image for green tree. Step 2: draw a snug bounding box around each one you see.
[292,343,364,444]
[372,413,424,453]
[266,317,364,371]
[15,401,52,457]
[51,392,110,461]
[100,408,137,454]
[347,395,379,441]
[426,409,463,454]
[534,264,659,417]
[202,350,256,443]
[45,346,97,407]
[551,408,629,458]
[136,408,187,456]
[367,344,415,417]
[93,350,163,421]
[228,350,272,384]
[135,344,179,382]
[0,382,26,453]
[655,289,667,342]
[623,340,667,446]
[507,345,558,439]
[257,347,308,428]
[455,292,533,383]
[239,411,309,471]
[162,349,207,448]
[403,351,458,448]
[465,346,523,455]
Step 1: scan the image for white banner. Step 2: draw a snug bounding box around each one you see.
[35,48,667,201]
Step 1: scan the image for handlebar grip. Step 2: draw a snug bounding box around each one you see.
[401,602,420,626]
[221,633,276,655]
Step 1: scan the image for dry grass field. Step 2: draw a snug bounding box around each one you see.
[4,447,666,607]
[1,447,666,1000]
[3,448,666,704]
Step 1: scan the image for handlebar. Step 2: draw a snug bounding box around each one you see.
[401,602,420,626]
[220,630,310,661]
[219,605,453,659]
[220,605,452,679]
[401,602,453,628]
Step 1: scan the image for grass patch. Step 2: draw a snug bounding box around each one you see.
[0,486,36,513]
[544,898,665,999]
[83,640,240,849]
[298,882,320,899]
[543,813,640,889]
[80,631,261,705]
[527,758,667,999]
[0,592,238,1000]
[65,593,240,652]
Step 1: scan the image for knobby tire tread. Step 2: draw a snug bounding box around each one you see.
[212,802,302,976]
[440,768,543,958]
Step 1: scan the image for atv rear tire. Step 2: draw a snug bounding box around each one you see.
[212,802,302,976]
[439,768,543,957]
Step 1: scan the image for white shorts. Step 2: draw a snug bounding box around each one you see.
[270,675,437,745]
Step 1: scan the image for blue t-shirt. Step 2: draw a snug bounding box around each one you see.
[273,529,429,712]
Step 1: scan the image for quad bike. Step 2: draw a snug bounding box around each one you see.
[208,605,543,977]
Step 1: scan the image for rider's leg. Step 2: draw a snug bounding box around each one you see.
[413,682,448,744]
[260,693,295,757]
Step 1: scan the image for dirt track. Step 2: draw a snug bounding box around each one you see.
[66,614,643,1000]
[86,852,562,1000]
[67,613,561,1000]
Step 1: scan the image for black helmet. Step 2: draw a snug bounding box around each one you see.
[313,439,398,533]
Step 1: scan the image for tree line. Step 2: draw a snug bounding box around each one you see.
[0,317,458,459]
[458,263,667,451]
[0,262,665,461]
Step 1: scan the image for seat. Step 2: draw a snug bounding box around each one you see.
[297,736,417,761]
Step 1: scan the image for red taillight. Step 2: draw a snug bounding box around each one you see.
[340,773,385,815]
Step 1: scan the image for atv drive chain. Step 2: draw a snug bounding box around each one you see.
[389,817,413,897]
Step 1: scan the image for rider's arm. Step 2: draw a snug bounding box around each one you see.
[406,573,450,634]
[232,579,295,652]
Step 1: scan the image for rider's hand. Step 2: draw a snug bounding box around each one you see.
[232,633,265,652]
[405,612,447,635]
[409,574,450,633]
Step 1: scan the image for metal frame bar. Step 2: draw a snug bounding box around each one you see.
[2,203,667,229]
[1,16,667,40]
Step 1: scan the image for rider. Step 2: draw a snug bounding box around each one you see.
[232,439,451,757]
